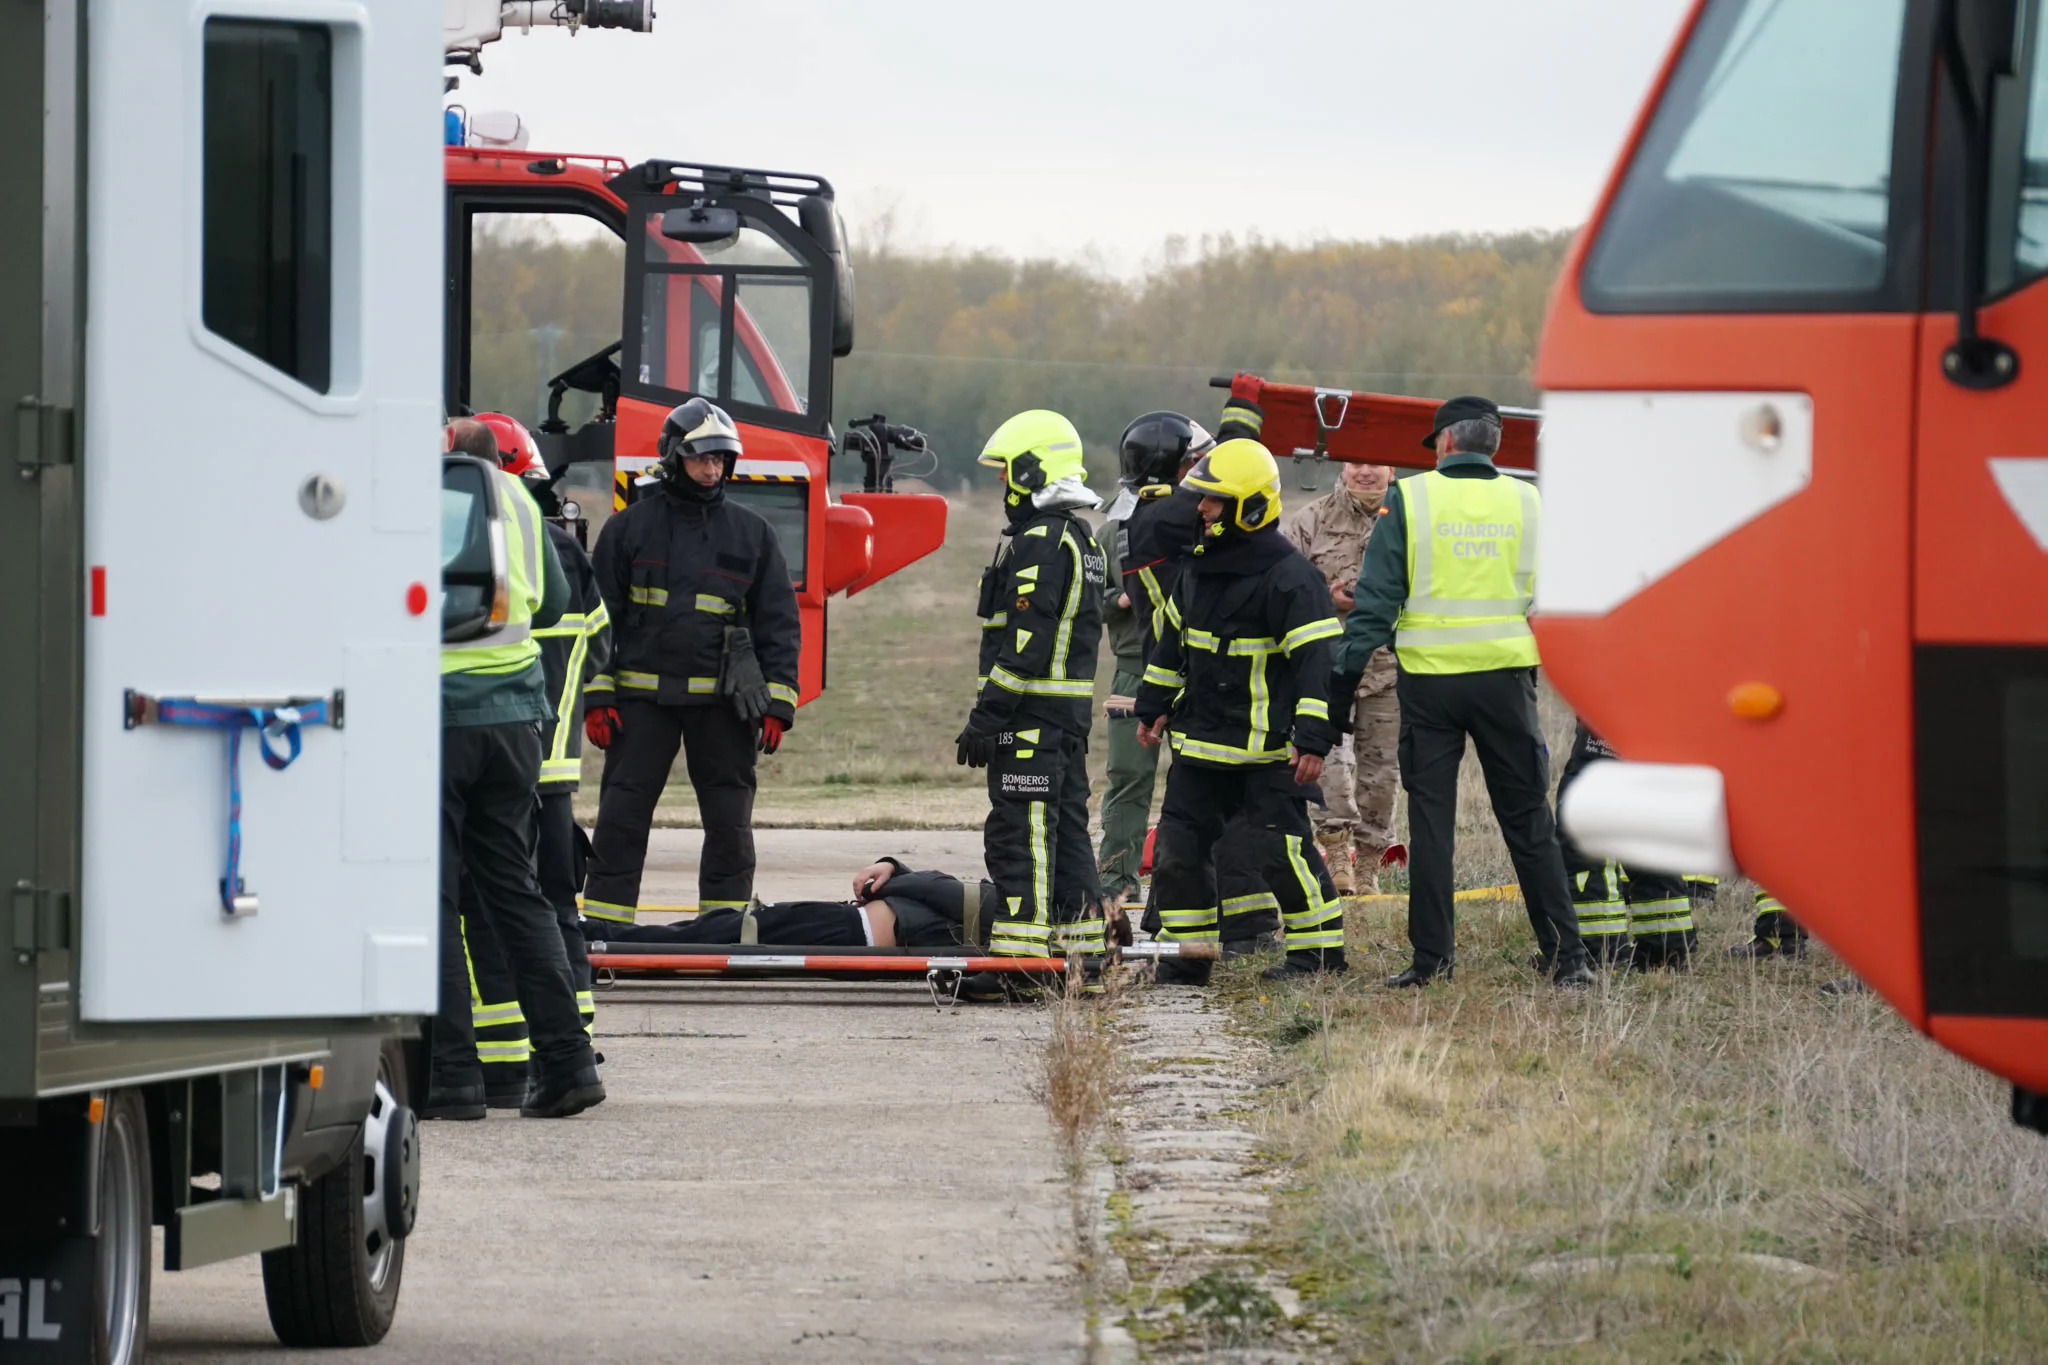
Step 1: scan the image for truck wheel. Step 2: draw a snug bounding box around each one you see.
[261,1042,414,1347]
[96,1088,152,1365]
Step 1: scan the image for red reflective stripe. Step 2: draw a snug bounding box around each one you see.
[90,566,106,617]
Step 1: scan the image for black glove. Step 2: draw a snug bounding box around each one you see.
[1327,670,1363,735]
[719,626,772,723]
[955,715,1000,769]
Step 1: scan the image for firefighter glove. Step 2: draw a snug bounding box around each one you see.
[955,716,1000,769]
[759,715,787,755]
[585,705,621,750]
[719,626,773,723]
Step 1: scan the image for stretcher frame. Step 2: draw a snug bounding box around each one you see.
[586,939,1219,1008]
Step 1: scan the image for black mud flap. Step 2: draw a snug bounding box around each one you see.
[0,1237,97,1360]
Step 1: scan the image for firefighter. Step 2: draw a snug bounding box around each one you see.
[430,418,604,1120]
[1732,887,1809,959]
[579,399,801,928]
[955,410,1106,990]
[1328,393,1595,989]
[1282,458,1401,895]
[447,412,611,1104]
[1135,438,1345,984]
[1554,718,1696,969]
[1098,412,1216,908]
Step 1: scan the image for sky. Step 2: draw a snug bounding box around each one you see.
[454,0,1698,267]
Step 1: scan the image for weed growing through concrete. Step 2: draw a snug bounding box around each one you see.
[1035,965,1129,1363]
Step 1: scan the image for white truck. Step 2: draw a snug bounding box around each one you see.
[1,3,452,1359]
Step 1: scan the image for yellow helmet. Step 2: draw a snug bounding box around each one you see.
[1181,438,1282,533]
[980,410,1087,499]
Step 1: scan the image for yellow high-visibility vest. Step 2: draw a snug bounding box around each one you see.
[1393,471,1540,674]
[442,468,546,677]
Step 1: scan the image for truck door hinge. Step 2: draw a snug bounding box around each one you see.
[15,396,77,478]
[10,881,73,958]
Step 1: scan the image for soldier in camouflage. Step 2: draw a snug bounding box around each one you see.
[1282,460,1400,894]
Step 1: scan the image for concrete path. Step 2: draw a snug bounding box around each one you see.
[148,830,1085,1364]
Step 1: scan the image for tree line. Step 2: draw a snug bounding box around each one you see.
[468,220,1574,489]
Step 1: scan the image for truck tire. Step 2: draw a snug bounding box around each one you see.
[97,1088,152,1365]
[260,1041,413,1347]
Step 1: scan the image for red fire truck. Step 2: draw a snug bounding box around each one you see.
[1532,0,2048,1123]
[442,145,947,703]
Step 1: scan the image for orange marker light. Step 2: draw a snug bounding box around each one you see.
[87,1096,105,1124]
[1728,682,1784,721]
[306,1064,325,1091]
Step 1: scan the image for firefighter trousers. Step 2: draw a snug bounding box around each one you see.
[1397,667,1587,975]
[985,725,1104,958]
[1556,722,1695,967]
[1138,813,1283,944]
[1097,665,1161,900]
[1152,760,1342,972]
[584,700,757,924]
[433,722,593,1092]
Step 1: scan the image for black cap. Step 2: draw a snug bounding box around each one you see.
[1422,395,1502,450]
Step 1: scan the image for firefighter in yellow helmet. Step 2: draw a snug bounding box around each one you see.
[1134,438,1348,982]
[954,411,1108,996]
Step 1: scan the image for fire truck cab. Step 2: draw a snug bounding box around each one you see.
[1536,0,2048,1108]
[443,146,947,703]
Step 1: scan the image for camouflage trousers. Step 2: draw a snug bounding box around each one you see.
[1311,688,1400,852]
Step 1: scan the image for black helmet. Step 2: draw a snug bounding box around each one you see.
[657,397,744,483]
[1119,411,1215,488]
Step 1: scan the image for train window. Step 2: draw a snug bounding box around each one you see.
[201,19,333,390]
[1916,646,2048,1018]
[1581,0,1911,313]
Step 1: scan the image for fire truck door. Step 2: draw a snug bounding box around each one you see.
[1910,0,2048,1042]
[77,3,445,1021]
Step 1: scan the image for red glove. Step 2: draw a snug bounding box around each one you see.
[584,705,621,750]
[1229,370,1264,405]
[759,715,786,755]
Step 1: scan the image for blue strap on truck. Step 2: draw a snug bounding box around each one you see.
[123,690,342,917]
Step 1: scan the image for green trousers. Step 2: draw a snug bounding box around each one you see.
[1097,663,1159,898]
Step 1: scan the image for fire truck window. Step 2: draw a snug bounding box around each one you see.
[1990,2,2048,293]
[636,272,724,399]
[201,19,333,391]
[724,481,808,590]
[469,212,623,431]
[734,275,812,414]
[1581,0,1909,312]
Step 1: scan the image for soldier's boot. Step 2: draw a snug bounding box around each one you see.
[1352,841,1384,896]
[1317,831,1356,896]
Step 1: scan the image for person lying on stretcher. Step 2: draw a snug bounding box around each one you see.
[583,858,1132,952]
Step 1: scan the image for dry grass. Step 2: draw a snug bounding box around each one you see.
[1234,892,2048,1360]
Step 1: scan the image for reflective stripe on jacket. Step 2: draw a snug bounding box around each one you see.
[443,467,548,677]
[1392,470,1540,674]
[533,522,611,790]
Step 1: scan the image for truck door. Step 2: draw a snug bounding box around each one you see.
[1911,0,2048,1079]
[78,4,444,1021]
[1535,0,1935,1006]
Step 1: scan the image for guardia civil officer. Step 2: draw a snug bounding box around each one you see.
[1134,438,1346,984]
[1330,396,1595,989]
[955,411,1106,980]
[580,399,801,926]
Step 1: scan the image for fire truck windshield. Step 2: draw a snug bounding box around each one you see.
[634,212,814,418]
[1582,0,1910,312]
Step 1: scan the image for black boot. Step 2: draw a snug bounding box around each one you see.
[421,1082,487,1122]
[1264,949,1347,982]
[484,1067,529,1111]
[521,1061,606,1119]
[1154,955,1214,987]
[1385,960,1451,988]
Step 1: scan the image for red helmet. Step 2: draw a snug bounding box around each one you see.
[476,412,546,479]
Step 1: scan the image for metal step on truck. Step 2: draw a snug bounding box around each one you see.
[2,3,451,1359]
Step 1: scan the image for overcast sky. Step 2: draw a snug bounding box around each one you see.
[456,0,1697,267]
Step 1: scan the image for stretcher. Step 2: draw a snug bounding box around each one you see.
[586,939,1220,1007]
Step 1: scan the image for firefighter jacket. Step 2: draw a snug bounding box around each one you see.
[1119,485,1203,667]
[1134,526,1342,766]
[533,523,612,791]
[873,858,999,948]
[1282,486,1396,698]
[586,483,801,721]
[972,507,1105,735]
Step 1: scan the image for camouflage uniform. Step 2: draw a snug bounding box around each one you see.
[1282,483,1399,893]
